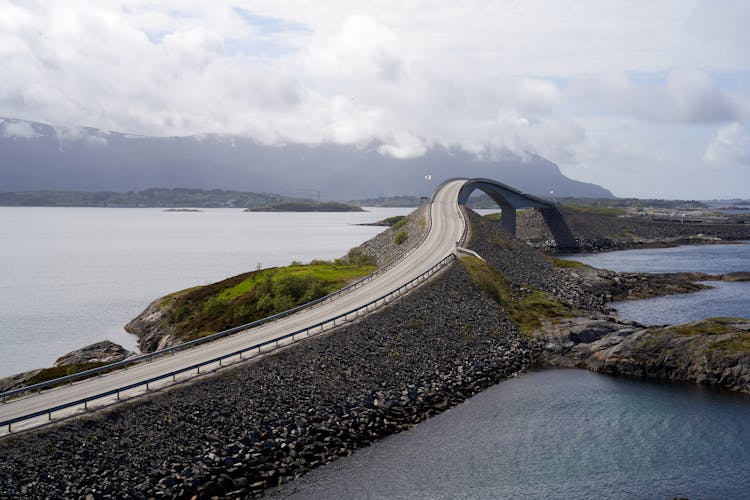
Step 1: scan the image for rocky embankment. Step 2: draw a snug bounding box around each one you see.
[516,206,750,252]
[357,205,428,266]
[0,264,529,498]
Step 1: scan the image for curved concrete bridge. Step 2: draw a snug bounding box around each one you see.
[457,177,555,234]
[0,178,561,434]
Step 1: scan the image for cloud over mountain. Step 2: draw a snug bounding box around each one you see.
[1,1,749,197]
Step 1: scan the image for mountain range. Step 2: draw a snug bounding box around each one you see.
[0,118,613,200]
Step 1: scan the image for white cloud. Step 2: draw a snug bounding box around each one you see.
[704,123,750,167]
[1,1,750,196]
[1,120,39,139]
[568,70,750,124]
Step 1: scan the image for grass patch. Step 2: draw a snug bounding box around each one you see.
[162,261,377,342]
[652,318,743,337]
[484,212,502,222]
[26,361,110,387]
[393,230,408,245]
[715,333,750,353]
[391,216,408,229]
[459,256,574,336]
[548,256,589,269]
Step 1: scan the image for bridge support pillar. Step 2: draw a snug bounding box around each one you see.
[499,205,516,235]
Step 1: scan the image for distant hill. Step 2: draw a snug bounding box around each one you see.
[246,201,364,212]
[0,188,300,208]
[0,118,614,200]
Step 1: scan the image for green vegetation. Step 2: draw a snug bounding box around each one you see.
[641,318,750,354]
[714,333,750,353]
[547,256,589,269]
[375,215,407,227]
[342,246,377,266]
[0,188,304,208]
[393,230,408,245]
[459,256,574,335]
[26,361,110,387]
[390,216,407,229]
[484,212,502,222]
[651,318,743,337]
[247,201,364,212]
[160,260,376,342]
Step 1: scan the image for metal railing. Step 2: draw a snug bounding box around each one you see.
[457,205,469,247]
[1,253,455,431]
[1,206,435,404]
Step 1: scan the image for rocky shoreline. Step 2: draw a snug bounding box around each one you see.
[2,206,750,498]
[530,314,750,393]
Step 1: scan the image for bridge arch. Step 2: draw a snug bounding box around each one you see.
[457,178,555,234]
[440,177,575,249]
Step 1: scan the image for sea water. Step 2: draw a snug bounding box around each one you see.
[560,242,750,325]
[269,369,750,499]
[0,207,410,377]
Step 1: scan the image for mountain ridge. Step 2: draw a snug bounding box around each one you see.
[0,117,614,200]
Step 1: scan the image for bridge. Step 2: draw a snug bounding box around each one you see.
[0,178,559,434]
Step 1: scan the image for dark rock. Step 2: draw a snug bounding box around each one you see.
[54,340,134,367]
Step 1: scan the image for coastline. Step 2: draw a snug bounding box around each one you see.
[2,207,750,497]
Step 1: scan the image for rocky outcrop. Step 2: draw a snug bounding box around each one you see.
[530,317,750,394]
[53,340,134,367]
[125,297,179,352]
[0,369,43,393]
[0,341,134,393]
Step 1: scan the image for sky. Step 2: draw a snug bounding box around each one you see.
[1,1,749,199]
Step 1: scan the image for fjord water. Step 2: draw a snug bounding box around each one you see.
[0,207,409,378]
[560,242,750,325]
[271,369,750,499]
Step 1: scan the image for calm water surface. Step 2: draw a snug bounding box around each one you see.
[0,207,409,377]
[271,369,750,499]
[561,242,750,325]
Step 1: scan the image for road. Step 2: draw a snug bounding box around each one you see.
[0,179,466,433]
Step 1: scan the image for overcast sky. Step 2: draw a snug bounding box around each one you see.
[1,1,749,198]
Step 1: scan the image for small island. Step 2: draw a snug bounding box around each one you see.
[245,201,365,212]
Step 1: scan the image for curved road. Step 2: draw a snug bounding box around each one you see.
[0,180,466,433]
